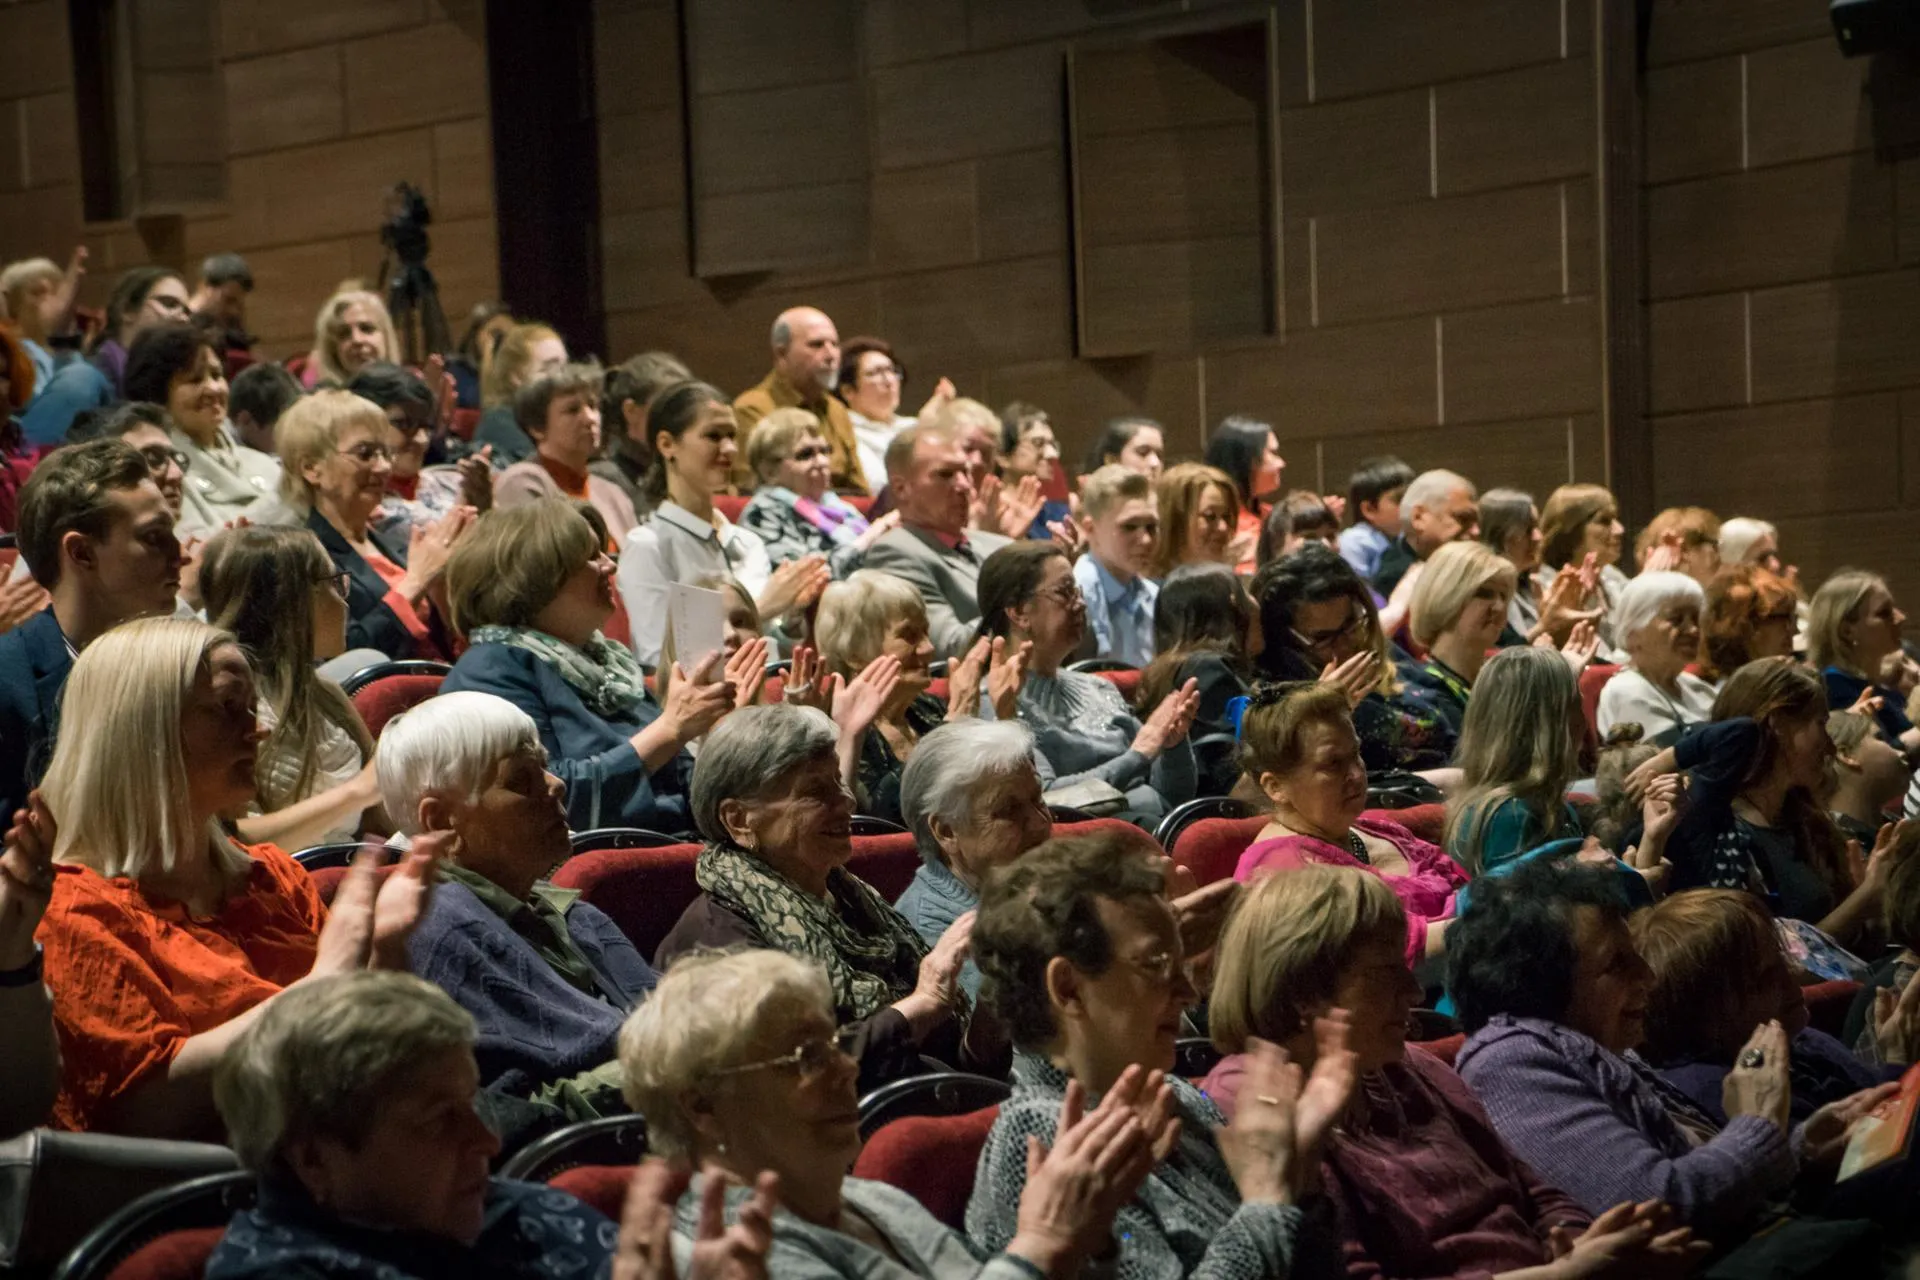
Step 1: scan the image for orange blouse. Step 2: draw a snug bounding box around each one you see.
[37,842,326,1132]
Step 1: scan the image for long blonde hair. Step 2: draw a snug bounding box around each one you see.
[1443,646,1583,872]
[41,618,254,881]
[312,289,398,386]
[1807,568,1885,676]
[201,527,374,811]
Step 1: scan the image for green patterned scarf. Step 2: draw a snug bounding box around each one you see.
[468,626,649,720]
[694,841,929,1022]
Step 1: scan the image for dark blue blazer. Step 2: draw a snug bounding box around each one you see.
[0,609,73,821]
[441,641,694,834]
[305,509,448,661]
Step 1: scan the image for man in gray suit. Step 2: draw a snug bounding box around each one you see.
[862,425,1012,660]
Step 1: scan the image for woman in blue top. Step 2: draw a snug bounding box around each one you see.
[1445,646,1587,875]
[440,498,750,835]
[1809,568,1920,752]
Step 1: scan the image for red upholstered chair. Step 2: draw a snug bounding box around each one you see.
[926,677,949,701]
[1384,804,1447,846]
[1413,1034,1466,1067]
[714,494,749,523]
[1168,815,1265,885]
[551,841,703,960]
[309,862,397,905]
[1094,668,1142,702]
[847,833,922,901]
[449,406,481,440]
[1054,818,1164,856]
[1578,663,1620,742]
[845,494,874,515]
[850,1105,1000,1231]
[341,662,453,739]
[549,1165,633,1221]
[103,1226,228,1280]
[1803,980,1862,1039]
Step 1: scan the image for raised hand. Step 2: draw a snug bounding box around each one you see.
[612,1160,778,1280]
[1293,1011,1358,1169]
[971,473,1004,533]
[833,653,902,740]
[913,910,974,1011]
[401,505,478,600]
[1046,518,1084,559]
[1874,965,1920,1065]
[781,644,837,715]
[1861,817,1916,893]
[757,556,829,620]
[311,844,388,976]
[916,377,958,422]
[987,637,1032,721]
[1720,1020,1792,1133]
[1010,1074,1165,1273]
[0,575,51,636]
[49,245,87,334]
[662,650,738,742]
[1559,618,1600,674]
[1642,532,1684,575]
[1318,651,1380,708]
[1169,878,1241,957]
[999,475,1047,540]
[370,835,447,970]
[852,509,901,554]
[723,636,771,711]
[1,792,57,971]
[1131,678,1200,759]
[457,445,495,513]
[945,637,991,721]
[1214,1039,1303,1204]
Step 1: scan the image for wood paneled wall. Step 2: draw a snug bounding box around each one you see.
[1642,0,1920,605]
[598,0,1605,504]
[0,0,495,359]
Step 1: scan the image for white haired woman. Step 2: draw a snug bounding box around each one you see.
[967,831,1356,1279]
[1595,571,1716,749]
[655,704,994,1089]
[622,947,1167,1280]
[207,970,619,1280]
[28,617,438,1137]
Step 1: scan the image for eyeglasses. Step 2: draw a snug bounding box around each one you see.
[859,363,902,383]
[1036,582,1082,607]
[789,444,829,463]
[1289,608,1368,654]
[1121,950,1195,988]
[314,569,351,599]
[711,1029,858,1081]
[337,441,393,465]
[135,444,189,476]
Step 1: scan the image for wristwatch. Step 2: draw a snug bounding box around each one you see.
[0,943,44,988]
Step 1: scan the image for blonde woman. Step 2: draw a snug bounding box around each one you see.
[1810,568,1920,751]
[474,322,567,466]
[1443,646,1589,875]
[200,526,382,848]
[739,407,898,573]
[1149,462,1240,579]
[1393,540,1520,739]
[299,288,398,389]
[26,617,438,1137]
[278,390,473,661]
[1537,483,1630,658]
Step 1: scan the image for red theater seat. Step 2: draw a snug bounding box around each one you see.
[1094,668,1141,701]
[549,1165,633,1221]
[1578,663,1619,742]
[851,1105,1000,1231]
[347,671,449,739]
[714,494,749,523]
[105,1226,227,1280]
[1168,806,1446,886]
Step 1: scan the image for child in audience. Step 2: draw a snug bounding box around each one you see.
[1337,454,1414,581]
[1071,463,1159,668]
[1255,489,1340,564]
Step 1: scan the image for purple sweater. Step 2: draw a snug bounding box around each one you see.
[1454,1016,1796,1239]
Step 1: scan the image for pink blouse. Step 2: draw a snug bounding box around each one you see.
[1235,817,1467,968]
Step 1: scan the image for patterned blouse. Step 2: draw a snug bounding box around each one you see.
[740,485,871,577]
[994,671,1197,819]
[856,693,949,826]
[965,1054,1330,1280]
[1353,687,1456,774]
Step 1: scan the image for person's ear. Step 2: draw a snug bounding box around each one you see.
[718,797,755,849]
[417,791,457,835]
[927,812,964,864]
[1255,769,1287,808]
[682,1089,725,1150]
[1044,955,1085,1024]
[59,530,98,576]
[654,427,677,466]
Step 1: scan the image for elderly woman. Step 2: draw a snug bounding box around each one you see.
[89,265,190,393]
[31,618,437,1137]
[840,337,953,491]
[474,322,568,466]
[1451,860,1800,1235]
[617,380,825,667]
[1628,658,1890,951]
[741,407,898,573]
[379,691,659,1119]
[442,499,743,834]
[297,288,398,390]
[493,362,639,544]
[1537,483,1631,659]
[977,542,1198,823]
[1205,867,1698,1279]
[1810,568,1920,750]
[999,402,1070,540]
[1700,564,1800,686]
[1395,540,1520,737]
[622,948,1163,1280]
[1149,462,1241,579]
[1251,543,1453,777]
[967,832,1352,1279]
[207,971,617,1280]
[1235,683,1467,969]
[277,389,469,661]
[654,703,989,1089]
[125,322,277,536]
[1720,516,1785,575]
[811,568,1002,823]
[1595,571,1717,749]
[1630,888,1895,1127]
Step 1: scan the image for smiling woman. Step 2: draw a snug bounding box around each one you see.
[125,322,277,538]
[494,362,638,544]
[1596,570,1715,748]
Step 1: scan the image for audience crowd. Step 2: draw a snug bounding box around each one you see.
[5,253,1920,1278]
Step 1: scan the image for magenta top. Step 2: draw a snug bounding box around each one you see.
[1234,816,1467,968]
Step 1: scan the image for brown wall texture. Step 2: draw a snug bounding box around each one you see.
[0,0,495,360]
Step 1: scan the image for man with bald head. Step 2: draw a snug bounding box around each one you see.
[732,306,867,493]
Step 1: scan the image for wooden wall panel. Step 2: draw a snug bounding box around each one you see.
[873,46,1062,169]
[1746,38,1871,169]
[20,92,81,190]
[1747,270,1920,403]
[1080,237,1268,353]
[864,0,968,67]
[219,0,427,60]
[1652,396,1901,519]
[1647,293,1748,414]
[1436,60,1592,196]
[1279,90,1427,217]
[693,84,866,197]
[1318,417,1600,509]
[871,165,980,271]
[223,47,344,156]
[976,150,1070,261]
[1204,317,1437,436]
[1643,0,1831,67]
[981,356,1203,459]
[1644,58,1742,186]
[1443,298,1599,424]
[343,22,488,134]
[1078,123,1263,244]
[1312,0,1562,102]
[878,256,1073,370]
[0,1,72,97]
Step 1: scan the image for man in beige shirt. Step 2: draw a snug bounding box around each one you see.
[731,306,867,494]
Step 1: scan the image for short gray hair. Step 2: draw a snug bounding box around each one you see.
[619,949,833,1159]
[900,720,1039,868]
[375,691,543,835]
[1401,469,1475,523]
[214,972,475,1176]
[1719,516,1777,565]
[690,704,838,846]
[1614,570,1706,650]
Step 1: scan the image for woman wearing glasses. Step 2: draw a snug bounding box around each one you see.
[655,704,996,1092]
[277,390,473,662]
[975,542,1199,823]
[125,322,278,538]
[741,408,900,575]
[837,336,953,495]
[622,947,1163,1280]
[1250,543,1455,778]
[201,526,383,848]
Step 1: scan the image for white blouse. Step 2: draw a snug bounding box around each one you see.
[252,697,365,844]
[616,501,772,667]
[1595,666,1718,749]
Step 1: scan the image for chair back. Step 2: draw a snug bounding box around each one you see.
[1413,1034,1466,1067]
[851,1105,1000,1231]
[1578,663,1620,741]
[568,828,683,854]
[290,842,365,871]
[857,1073,1011,1140]
[548,1165,635,1222]
[1091,667,1142,701]
[496,1115,649,1183]
[341,661,453,738]
[1067,659,1138,674]
[1174,1037,1223,1079]
[0,1131,237,1274]
[844,832,921,901]
[552,841,703,960]
[713,494,750,522]
[1156,799,1260,883]
[51,1171,253,1280]
[849,816,909,837]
